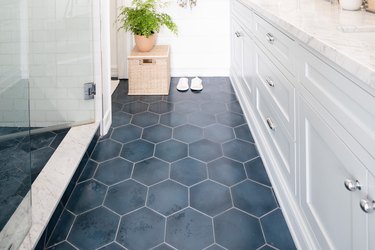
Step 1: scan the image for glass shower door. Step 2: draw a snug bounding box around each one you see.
[0,0,32,249]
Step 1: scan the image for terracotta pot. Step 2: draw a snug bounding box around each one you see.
[134,33,157,52]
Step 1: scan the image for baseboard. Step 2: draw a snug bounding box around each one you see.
[230,72,318,250]
[111,66,118,78]
[171,67,230,77]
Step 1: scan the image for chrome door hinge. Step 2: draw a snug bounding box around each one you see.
[84,82,96,100]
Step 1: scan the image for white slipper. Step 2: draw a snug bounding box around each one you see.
[177,77,189,92]
[190,77,203,91]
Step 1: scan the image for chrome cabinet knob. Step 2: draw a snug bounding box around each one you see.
[266,117,276,131]
[266,32,275,43]
[235,31,242,37]
[344,179,361,192]
[265,77,274,87]
[360,199,375,213]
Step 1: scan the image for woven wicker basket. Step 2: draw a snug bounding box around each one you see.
[128,45,171,95]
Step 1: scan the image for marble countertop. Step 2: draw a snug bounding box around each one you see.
[239,0,375,90]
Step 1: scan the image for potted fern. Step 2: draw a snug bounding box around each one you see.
[118,0,178,52]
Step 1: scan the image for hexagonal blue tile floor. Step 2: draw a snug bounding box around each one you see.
[49,78,295,250]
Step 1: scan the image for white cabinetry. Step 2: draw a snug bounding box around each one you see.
[230,0,375,249]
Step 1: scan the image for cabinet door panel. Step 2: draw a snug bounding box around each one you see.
[231,18,243,79]
[242,34,254,101]
[299,98,367,250]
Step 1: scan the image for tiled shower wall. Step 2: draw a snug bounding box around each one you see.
[0,0,29,127]
[0,0,96,128]
[28,0,95,127]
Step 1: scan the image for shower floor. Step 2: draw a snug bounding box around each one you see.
[45,78,296,250]
[0,128,69,230]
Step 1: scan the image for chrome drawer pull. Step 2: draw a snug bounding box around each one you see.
[235,31,242,37]
[265,77,275,87]
[360,199,375,213]
[266,32,275,43]
[266,118,276,130]
[344,179,361,191]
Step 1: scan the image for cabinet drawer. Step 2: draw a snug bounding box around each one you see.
[254,14,295,76]
[299,97,367,250]
[256,87,295,192]
[255,45,295,138]
[299,47,375,163]
[231,0,253,35]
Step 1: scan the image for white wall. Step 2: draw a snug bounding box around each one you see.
[113,0,230,78]
[153,0,230,76]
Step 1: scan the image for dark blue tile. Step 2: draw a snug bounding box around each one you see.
[131,112,159,127]
[152,243,175,250]
[66,180,107,214]
[122,101,149,114]
[140,95,165,104]
[111,102,123,113]
[98,242,126,250]
[234,124,255,143]
[99,128,113,141]
[189,139,222,162]
[160,112,188,127]
[223,139,258,162]
[50,132,67,149]
[187,112,216,127]
[214,209,265,250]
[147,180,188,216]
[45,202,64,244]
[27,131,56,151]
[132,158,169,186]
[78,160,98,183]
[91,140,122,162]
[87,131,99,156]
[210,91,237,104]
[0,138,20,151]
[142,124,172,143]
[68,207,119,249]
[201,102,227,115]
[173,124,203,143]
[261,209,296,250]
[31,147,55,181]
[245,158,272,187]
[117,207,165,250]
[112,112,132,128]
[190,180,232,216]
[155,139,188,163]
[121,139,154,162]
[111,124,142,143]
[104,179,147,214]
[217,112,245,127]
[113,93,140,105]
[205,244,226,250]
[227,101,243,114]
[174,101,201,114]
[258,245,278,250]
[232,180,278,217]
[47,241,76,250]
[149,101,174,114]
[94,158,133,185]
[204,124,235,143]
[171,157,207,186]
[47,210,75,247]
[208,157,246,186]
[166,208,214,250]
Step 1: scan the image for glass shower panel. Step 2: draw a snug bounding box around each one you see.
[0,0,32,249]
[28,0,96,129]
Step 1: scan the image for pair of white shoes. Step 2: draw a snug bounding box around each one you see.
[177,77,203,92]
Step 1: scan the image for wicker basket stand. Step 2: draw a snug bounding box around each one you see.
[128,45,171,95]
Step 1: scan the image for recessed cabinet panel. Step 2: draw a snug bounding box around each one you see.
[253,14,295,76]
[299,98,367,250]
[299,47,375,165]
[231,0,253,35]
[242,35,255,101]
[231,18,243,80]
[256,88,296,193]
[254,45,295,137]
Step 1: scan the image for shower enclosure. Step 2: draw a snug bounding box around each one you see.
[0,0,98,248]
